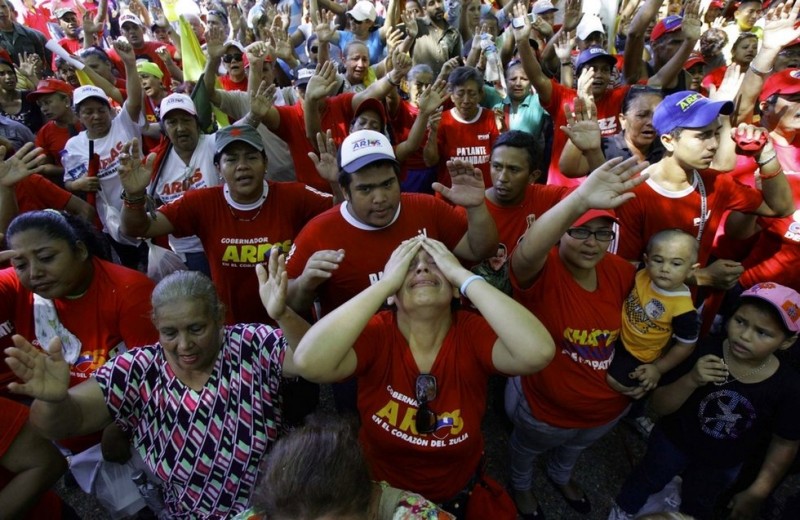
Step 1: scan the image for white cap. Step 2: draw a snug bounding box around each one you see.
[340,130,396,173]
[347,1,377,22]
[223,40,246,54]
[73,85,108,106]
[533,0,558,15]
[160,93,197,118]
[120,13,145,27]
[576,15,606,41]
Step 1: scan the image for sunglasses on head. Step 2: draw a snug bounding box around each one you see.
[223,53,244,63]
[415,374,438,434]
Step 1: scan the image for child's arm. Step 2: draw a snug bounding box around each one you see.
[728,435,799,519]
[651,354,728,416]
[635,340,697,391]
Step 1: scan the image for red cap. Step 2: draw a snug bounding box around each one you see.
[709,0,725,8]
[684,53,706,70]
[0,48,13,68]
[650,15,683,43]
[354,98,387,125]
[26,79,74,102]
[760,68,800,102]
[572,209,619,227]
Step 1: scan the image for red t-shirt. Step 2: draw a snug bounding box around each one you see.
[14,174,72,212]
[285,194,468,316]
[390,99,428,172]
[320,92,356,145]
[0,258,157,389]
[353,310,500,502]
[543,80,630,188]
[58,37,83,55]
[141,96,163,154]
[35,120,83,169]
[219,75,248,92]
[274,103,331,193]
[701,65,728,90]
[486,184,571,252]
[160,183,333,324]
[512,248,635,428]
[435,107,499,188]
[0,397,62,519]
[614,170,764,265]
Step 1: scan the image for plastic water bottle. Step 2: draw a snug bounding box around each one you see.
[480,34,502,83]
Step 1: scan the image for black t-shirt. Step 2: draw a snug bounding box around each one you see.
[659,336,800,469]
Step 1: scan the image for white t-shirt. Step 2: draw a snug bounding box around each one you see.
[62,102,145,246]
[152,134,220,255]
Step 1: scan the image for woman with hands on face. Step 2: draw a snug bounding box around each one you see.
[293,236,554,518]
[4,249,307,519]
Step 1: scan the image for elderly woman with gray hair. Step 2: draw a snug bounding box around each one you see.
[3,250,305,519]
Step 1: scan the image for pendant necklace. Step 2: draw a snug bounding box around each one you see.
[714,342,771,386]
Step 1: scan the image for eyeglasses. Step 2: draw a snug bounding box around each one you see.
[310,46,319,53]
[566,228,616,241]
[415,374,438,434]
[349,16,367,24]
[222,53,244,63]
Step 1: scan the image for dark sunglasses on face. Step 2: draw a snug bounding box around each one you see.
[566,227,616,241]
[223,53,244,63]
[310,46,319,53]
[349,16,366,24]
[415,374,438,434]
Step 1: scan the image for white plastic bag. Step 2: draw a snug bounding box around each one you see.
[147,241,187,283]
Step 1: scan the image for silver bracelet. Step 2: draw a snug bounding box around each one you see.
[459,275,484,297]
[749,63,773,77]
[756,151,777,167]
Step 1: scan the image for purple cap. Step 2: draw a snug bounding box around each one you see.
[653,91,733,135]
[575,46,617,71]
[741,283,800,333]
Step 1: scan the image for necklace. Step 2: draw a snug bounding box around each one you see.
[223,181,269,222]
[714,342,771,386]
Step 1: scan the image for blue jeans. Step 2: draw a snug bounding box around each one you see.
[615,426,741,519]
[505,376,626,491]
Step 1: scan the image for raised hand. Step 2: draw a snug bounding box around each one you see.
[416,80,448,116]
[246,41,273,65]
[305,61,338,101]
[762,0,800,50]
[401,10,418,38]
[554,30,576,63]
[708,63,744,101]
[5,335,71,402]
[435,159,486,208]
[576,66,594,99]
[315,11,336,43]
[82,9,103,34]
[561,97,602,152]
[113,39,136,65]
[386,27,404,52]
[308,130,339,183]
[389,47,413,79]
[562,0,585,32]
[155,46,174,65]
[206,23,228,60]
[576,156,650,210]
[510,2,532,42]
[681,0,702,41]
[17,52,41,80]
[250,80,277,121]
[118,138,155,196]
[257,246,289,321]
[0,142,46,187]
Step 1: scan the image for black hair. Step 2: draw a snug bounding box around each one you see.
[338,159,400,194]
[78,46,113,65]
[492,130,538,173]
[622,85,664,114]
[732,297,796,340]
[6,210,111,261]
[447,66,484,88]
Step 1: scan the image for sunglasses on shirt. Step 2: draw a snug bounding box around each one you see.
[223,53,244,63]
[415,374,438,434]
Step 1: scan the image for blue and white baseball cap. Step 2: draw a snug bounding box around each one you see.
[653,90,733,136]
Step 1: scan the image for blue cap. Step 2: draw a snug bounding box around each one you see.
[575,46,617,72]
[652,91,733,136]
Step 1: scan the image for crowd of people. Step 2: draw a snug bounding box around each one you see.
[2,0,800,519]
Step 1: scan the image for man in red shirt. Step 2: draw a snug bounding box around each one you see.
[107,13,176,88]
[54,7,83,55]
